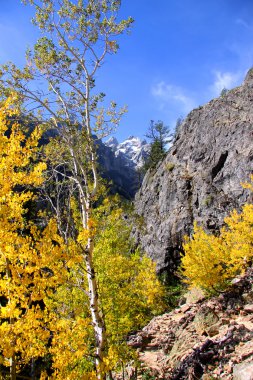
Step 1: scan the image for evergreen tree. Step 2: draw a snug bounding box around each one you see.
[144,120,171,170]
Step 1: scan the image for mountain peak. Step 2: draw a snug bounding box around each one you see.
[105,135,150,169]
[105,136,119,151]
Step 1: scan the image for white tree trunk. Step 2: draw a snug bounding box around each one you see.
[84,237,106,379]
[10,355,16,380]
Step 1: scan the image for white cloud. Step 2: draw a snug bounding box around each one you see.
[236,18,253,31]
[151,81,195,114]
[209,71,242,97]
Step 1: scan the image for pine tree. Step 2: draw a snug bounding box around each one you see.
[144,120,171,170]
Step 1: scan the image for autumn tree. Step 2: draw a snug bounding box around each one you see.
[93,198,164,371]
[0,1,133,377]
[0,96,69,379]
[45,197,164,379]
[181,176,253,294]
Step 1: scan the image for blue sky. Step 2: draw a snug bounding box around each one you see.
[1,1,253,141]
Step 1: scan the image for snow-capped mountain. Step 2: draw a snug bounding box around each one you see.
[96,135,150,198]
[105,135,150,169]
[105,136,119,151]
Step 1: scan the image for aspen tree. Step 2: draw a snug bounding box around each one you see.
[181,177,253,294]
[0,1,133,377]
[46,197,164,378]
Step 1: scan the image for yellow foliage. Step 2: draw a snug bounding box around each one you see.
[47,198,164,378]
[0,97,68,374]
[49,315,95,380]
[0,102,165,380]
[242,174,253,192]
[181,187,253,294]
[93,200,164,370]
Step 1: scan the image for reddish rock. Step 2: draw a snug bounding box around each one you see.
[180,304,191,313]
[244,304,253,313]
[126,268,253,380]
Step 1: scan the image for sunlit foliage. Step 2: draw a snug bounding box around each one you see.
[181,179,253,294]
[46,198,164,378]
[0,96,67,377]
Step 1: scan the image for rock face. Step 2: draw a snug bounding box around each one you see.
[127,268,253,380]
[134,70,253,273]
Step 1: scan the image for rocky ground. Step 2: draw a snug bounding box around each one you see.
[127,268,253,379]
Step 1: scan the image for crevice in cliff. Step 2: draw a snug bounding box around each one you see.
[211,151,228,179]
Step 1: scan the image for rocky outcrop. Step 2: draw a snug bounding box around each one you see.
[127,268,253,379]
[134,69,253,273]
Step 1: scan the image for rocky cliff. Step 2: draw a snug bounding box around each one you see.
[134,69,253,274]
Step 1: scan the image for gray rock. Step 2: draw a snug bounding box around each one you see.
[134,69,253,273]
[233,361,253,380]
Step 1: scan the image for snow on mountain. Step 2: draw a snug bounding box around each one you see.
[105,136,119,151]
[105,135,150,169]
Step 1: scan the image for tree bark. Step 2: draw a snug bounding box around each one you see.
[10,355,16,380]
[84,237,106,379]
